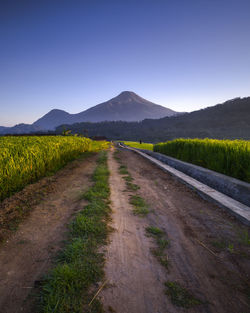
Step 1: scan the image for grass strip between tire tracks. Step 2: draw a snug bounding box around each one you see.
[115,148,204,308]
[40,151,111,313]
[114,150,149,216]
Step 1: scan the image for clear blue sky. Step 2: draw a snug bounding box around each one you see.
[0,0,250,126]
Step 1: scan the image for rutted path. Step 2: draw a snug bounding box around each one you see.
[101,148,250,313]
[0,154,98,313]
[0,148,249,313]
[101,150,168,313]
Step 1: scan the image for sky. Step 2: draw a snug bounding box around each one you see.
[0,0,250,126]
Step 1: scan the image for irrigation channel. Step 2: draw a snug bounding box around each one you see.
[0,147,249,313]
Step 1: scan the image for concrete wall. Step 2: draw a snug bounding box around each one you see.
[135,148,250,208]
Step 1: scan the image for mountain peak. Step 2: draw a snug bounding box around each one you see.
[114,91,147,103]
[117,91,138,97]
[33,109,70,129]
[47,109,69,115]
[2,91,176,132]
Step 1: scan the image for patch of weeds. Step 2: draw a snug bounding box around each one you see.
[129,195,149,216]
[146,226,164,237]
[129,195,146,207]
[119,165,129,175]
[157,238,170,250]
[212,240,236,254]
[146,226,170,269]
[39,151,111,313]
[227,243,234,253]
[165,281,203,308]
[157,254,170,268]
[238,229,250,246]
[211,240,227,250]
[151,245,170,268]
[119,165,127,169]
[113,150,121,162]
[133,207,150,216]
[123,175,133,182]
[115,154,148,216]
[126,182,140,191]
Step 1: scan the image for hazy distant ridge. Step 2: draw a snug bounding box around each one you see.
[1,94,249,139]
[56,96,250,141]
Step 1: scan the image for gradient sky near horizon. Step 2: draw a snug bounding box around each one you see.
[0,0,250,126]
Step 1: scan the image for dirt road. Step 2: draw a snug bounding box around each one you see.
[102,148,250,313]
[101,150,168,313]
[0,154,97,313]
[0,148,249,313]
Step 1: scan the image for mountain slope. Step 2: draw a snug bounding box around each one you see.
[56,97,250,141]
[0,91,176,134]
[33,91,177,130]
[33,109,72,130]
[73,91,176,123]
[0,126,8,133]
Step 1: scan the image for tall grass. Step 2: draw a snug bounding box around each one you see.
[154,138,250,183]
[0,136,108,201]
[40,151,110,313]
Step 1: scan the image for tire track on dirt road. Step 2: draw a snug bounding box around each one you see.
[101,150,169,313]
[110,148,250,313]
[0,154,98,313]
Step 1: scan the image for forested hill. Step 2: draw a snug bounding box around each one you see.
[56,97,250,142]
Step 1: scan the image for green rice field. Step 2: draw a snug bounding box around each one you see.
[122,141,153,151]
[0,136,109,201]
[154,138,250,183]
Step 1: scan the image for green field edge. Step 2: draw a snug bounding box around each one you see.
[154,138,250,183]
[121,139,250,183]
[0,151,100,244]
[0,136,109,201]
[38,150,111,313]
[121,141,153,151]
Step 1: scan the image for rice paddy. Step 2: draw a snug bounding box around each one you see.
[0,136,108,201]
[122,141,153,150]
[154,138,250,183]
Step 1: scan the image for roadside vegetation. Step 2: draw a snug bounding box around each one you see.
[146,226,170,269]
[145,224,204,307]
[154,138,250,183]
[114,149,150,216]
[210,227,250,257]
[122,141,153,150]
[0,136,109,201]
[165,281,203,308]
[117,146,203,307]
[129,195,149,216]
[40,151,111,313]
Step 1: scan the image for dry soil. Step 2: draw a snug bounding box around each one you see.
[101,148,250,313]
[0,154,97,313]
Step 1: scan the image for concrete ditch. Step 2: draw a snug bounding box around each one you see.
[119,144,250,226]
